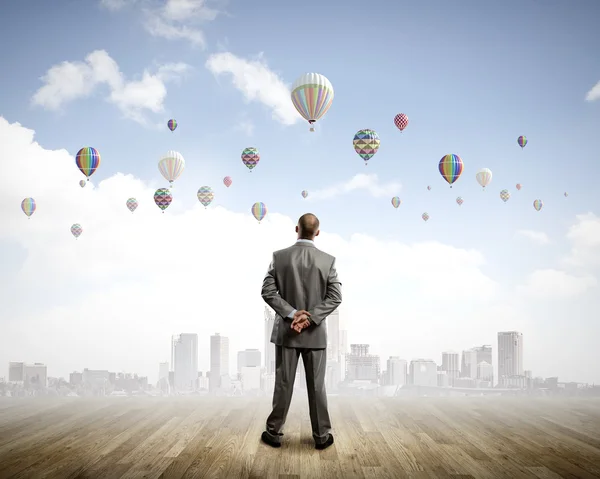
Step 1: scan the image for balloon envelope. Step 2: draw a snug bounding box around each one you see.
[154,188,172,211]
[438,154,463,186]
[241,147,260,171]
[301,190,308,199]
[21,197,36,217]
[394,113,409,131]
[126,198,138,212]
[290,73,334,131]
[223,176,232,187]
[79,179,86,188]
[197,186,214,207]
[391,196,401,208]
[518,135,527,148]
[75,147,101,179]
[500,189,510,202]
[476,168,493,188]
[167,119,177,131]
[158,151,185,184]
[353,129,380,164]
[456,197,463,206]
[533,199,543,211]
[516,183,522,191]
[251,202,267,222]
[71,223,82,238]
[422,212,430,222]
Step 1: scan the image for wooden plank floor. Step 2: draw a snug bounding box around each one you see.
[0,396,599,479]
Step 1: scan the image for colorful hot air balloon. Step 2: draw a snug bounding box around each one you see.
[79,179,86,188]
[154,188,172,213]
[564,192,568,197]
[500,189,510,202]
[223,176,232,188]
[394,113,409,132]
[251,202,267,223]
[456,196,463,206]
[126,198,138,213]
[353,129,380,165]
[438,154,464,188]
[427,185,431,191]
[241,147,260,172]
[75,147,101,181]
[422,212,430,222]
[533,199,543,211]
[516,183,522,191]
[391,196,401,208]
[167,119,177,131]
[21,197,36,218]
[158,151,185,188]
[518,136,527,149]
[71,223,82,239]
[301,190,308,199]
[476,168,492,189]
[197,186,214,208]
[290,73,334,132]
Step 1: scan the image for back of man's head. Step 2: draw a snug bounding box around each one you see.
[296,213,320,240]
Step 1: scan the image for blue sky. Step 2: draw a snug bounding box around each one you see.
[1,0,600,383]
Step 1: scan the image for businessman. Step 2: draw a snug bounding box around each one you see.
[260,213,342,450]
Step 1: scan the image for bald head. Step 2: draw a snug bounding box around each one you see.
[296,213,320,240]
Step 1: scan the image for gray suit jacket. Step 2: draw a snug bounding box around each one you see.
[261,241,342,349]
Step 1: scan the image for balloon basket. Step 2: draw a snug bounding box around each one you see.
[309,128,315,132]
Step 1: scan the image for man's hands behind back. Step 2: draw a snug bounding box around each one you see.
[291,310,312,333]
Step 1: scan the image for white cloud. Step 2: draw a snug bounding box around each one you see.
[307,174,401,201]
[515,229,550,245]
[563,213,600,268]
[1,117,508,382]
[31,50,190,127]
[205,52,300,126]
[585,80,600,102]
[517,269,597,299]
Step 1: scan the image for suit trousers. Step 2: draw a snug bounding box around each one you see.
[265,345,332,444]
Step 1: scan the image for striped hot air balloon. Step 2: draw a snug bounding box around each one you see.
[251,202,267,223]
[290,73,334,132]
[438,154,464,188]
[75,147,101,181]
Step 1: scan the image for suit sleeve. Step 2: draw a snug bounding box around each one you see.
[261,253,296,319]
[308,257,342,326]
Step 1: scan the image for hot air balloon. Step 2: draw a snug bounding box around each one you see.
[391,196,401,208]
[456,197,463,206]
[516,183,522,191]
[533,199,543,211]
[518,136,527,149]
[197,186,214,208]
[79,179,86,188]
[71,223,82,239]
[158,151,185,188]
[154,188,172,213]
[223,176,232,188]
[290,73,334,132]
[476,168,492,189]
[301,190,308,199]
[126,198,138,213]
[241,147,260,172]
[422,212,430,222]
[394,113,409,132]
[438,154,464,188]
[500,189,510,202]
[251,202,267,223]
[564,192,568,197]
[353,129,380,165]
[21,197,36,218]
[75,147,101,181]
[427,185,431,191]
[167,119,177,131]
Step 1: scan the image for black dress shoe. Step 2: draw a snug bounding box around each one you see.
[315,434,334,450]
[261,431,281,448]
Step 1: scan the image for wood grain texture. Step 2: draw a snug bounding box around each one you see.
[0,396,598,478]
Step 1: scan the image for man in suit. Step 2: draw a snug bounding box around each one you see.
[260,213,342,450]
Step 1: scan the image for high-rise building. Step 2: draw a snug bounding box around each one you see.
[460,349,478,378]
[339,330,348,381]
[497,332,523,385]
[158,362,169,390]
[8,361,25,382]
[264,307,276,374]
[24,363,47,388]
[473,345,493,366]
[410,359,438,387]
[210,333,229,391]
[171,333,199,391]
[477,361,493,382]
[241,366,261,391]
[237,349,261,373]
[387,357,407,386]
[327,309,340,362]
[441,351,460,385]
[346,344,380,382]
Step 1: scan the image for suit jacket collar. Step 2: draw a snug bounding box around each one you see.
[295,239,315,247]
